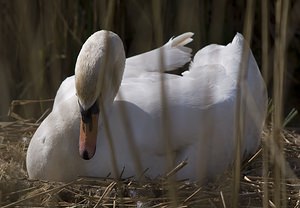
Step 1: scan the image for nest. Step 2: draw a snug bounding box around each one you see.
[0,100,299,207]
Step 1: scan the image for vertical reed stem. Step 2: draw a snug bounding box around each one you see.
[233,0,255,206]
[152,0,177,206]
[261,1,270,207]
[273,0,289,207]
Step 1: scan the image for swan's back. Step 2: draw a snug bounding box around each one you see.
[185,33,267,158]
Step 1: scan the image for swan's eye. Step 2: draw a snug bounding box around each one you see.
[90,101,100,114]
[78,100,99,124]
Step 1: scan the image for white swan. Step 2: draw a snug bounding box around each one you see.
[26,30,267,182]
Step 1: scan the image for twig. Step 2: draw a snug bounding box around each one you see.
[220,191,227,208]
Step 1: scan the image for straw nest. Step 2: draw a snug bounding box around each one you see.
[0,100,299,207]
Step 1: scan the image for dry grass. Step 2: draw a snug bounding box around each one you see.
[0,101,299,207]
[1,0,300,207]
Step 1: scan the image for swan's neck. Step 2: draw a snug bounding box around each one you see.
[75,30,126,111]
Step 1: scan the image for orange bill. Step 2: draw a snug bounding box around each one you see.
[79,113,99,160]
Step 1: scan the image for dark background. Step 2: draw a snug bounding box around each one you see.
[0,0,299,128]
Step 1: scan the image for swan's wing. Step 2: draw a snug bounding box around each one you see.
[189,33,260,79]
[123,32,193,78]
[183,32,267,156]
[180,64,236,108]
[187,33,267,107]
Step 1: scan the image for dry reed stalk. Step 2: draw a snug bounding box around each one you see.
[152,0,179,206]
[232,0,255,207]
[261,0,270,200]
[273,0,290,207]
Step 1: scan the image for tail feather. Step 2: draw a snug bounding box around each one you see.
[169,32,194,47]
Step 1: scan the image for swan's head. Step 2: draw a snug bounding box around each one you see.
[75,30,125,160]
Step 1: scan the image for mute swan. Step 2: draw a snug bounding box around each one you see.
[26,30,267,182]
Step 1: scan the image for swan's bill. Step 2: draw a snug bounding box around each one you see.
[79,113,99,160]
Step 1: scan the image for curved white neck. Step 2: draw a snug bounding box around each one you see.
[74,30,126,111]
